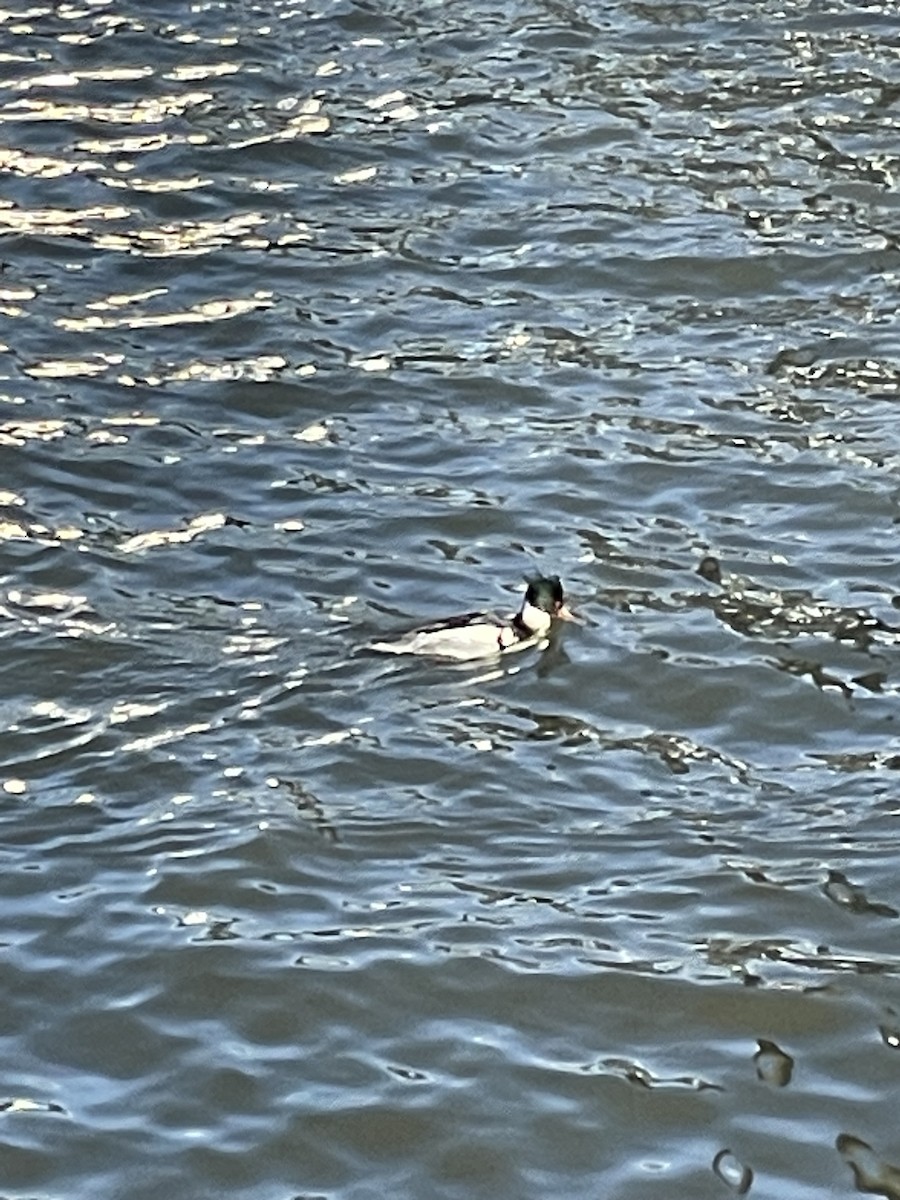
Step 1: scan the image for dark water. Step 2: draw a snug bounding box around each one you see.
[2,0,900,1196]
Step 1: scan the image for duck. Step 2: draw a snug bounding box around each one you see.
[369,575,577,661]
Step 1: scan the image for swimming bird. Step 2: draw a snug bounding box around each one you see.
[369,575,577,661]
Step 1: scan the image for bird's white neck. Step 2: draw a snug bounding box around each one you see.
[517,599,553,636]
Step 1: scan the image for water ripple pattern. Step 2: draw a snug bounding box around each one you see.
[1,0,899,1197]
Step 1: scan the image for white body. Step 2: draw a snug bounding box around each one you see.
[370,601,553,662]
[369,579,569,662]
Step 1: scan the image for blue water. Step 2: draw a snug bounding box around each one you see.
[2,0,900,1196]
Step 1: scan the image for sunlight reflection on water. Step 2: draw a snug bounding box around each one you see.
[1,0,900,1197]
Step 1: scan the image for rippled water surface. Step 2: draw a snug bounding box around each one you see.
[3,0,900,1196]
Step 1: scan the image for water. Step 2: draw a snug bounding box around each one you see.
[2,0,900,1196]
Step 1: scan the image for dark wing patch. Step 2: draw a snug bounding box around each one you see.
[411,609,499,634]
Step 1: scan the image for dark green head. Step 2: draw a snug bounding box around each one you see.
[525,575,565,615]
